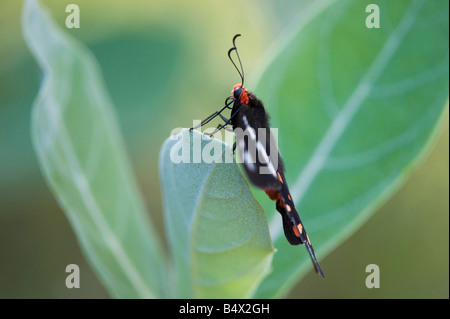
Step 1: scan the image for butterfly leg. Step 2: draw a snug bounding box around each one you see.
[215,123,233,132]
[205,119,233,136]
[190,97,233,131]
[205,106,242,137]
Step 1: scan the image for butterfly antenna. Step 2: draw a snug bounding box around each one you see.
[228,34,245,87]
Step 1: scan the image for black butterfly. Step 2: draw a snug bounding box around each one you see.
[191,34,324,277]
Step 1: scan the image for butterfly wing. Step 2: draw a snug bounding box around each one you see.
[233,111,281,191]
[275,169,325,277]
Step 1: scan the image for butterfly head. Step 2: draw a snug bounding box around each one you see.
[231,83,249,105]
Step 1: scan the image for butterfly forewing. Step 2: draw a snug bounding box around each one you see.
[232,101,281,191]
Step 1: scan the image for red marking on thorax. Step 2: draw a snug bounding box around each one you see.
[240,89,249,105]
[231,83,249,105]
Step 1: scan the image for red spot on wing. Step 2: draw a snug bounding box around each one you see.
[297,223,303,234]
[293,225,300,237]
[264,189,280,201]
[277,172,283,184]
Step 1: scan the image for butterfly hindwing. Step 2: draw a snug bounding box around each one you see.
[275,169,325,277]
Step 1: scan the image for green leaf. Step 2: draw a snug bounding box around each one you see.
[22,0,167,298]
[159,129,275,298]
[251,0,449,297]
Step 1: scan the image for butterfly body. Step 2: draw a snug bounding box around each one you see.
[230,85,325,278]
[192,34,324,278]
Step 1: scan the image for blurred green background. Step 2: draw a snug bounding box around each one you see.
[0,0,448,298]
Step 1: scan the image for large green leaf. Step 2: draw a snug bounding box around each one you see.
[251,0,449,297]
[23,0,167,298]
[159,129,275,298]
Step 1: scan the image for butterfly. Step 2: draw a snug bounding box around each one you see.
[191,34,324,277]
